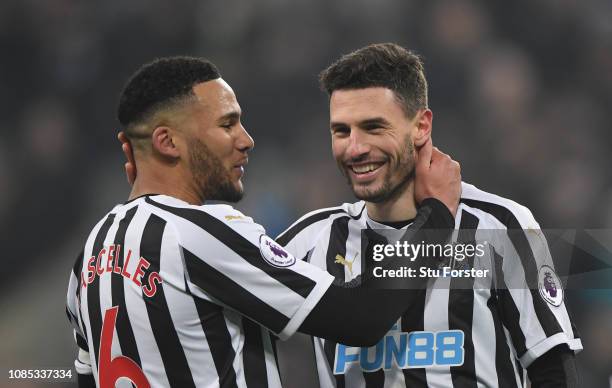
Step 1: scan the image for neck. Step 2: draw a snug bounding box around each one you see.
[128,160,203,205]
[366,181,417,222]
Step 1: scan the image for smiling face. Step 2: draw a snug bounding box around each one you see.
[330,87,428,203]
[179,79,254,202]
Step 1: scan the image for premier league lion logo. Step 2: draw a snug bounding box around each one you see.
[259,235,296,267]
[538,265,563,307]
[542,271,557,298]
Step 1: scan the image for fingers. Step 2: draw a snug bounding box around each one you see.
[416,137,433,172]
[430,146,453,166]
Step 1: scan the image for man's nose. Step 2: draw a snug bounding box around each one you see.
[236,124,254,152]
[346,130,370,160]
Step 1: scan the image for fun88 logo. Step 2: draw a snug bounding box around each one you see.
[333,329,464,374]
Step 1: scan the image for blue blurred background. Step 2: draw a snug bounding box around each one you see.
[0,0,610,386]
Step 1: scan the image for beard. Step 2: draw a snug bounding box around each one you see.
[343,136,416,203]
[189,138,244,203]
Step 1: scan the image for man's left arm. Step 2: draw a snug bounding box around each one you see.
[527,344,579,388]
[493,207,581,385]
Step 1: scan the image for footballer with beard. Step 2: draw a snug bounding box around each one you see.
[276,43,581,388]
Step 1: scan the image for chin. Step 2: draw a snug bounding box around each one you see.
[234,180,244,193]
[351,185,384,202]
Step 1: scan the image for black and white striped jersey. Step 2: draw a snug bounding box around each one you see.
[66,194,335,388]
[276,182,582,388]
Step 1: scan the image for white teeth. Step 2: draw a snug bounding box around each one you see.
[352,164,380,174]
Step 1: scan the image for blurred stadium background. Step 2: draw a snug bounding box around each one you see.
[0,0,610,386]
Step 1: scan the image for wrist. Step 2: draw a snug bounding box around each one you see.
[419,198,455,228]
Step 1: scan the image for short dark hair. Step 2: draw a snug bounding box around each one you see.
[117,56,221,129]
[319,43,428,117]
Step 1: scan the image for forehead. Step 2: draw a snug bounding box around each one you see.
[329,87,404,123]
[191,78,240,117]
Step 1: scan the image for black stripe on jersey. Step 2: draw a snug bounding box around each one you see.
[487,253,520,388]
[182,246,290,334]
[73,249,84,277]
[513,358,524,387]
[77,301,90,354]
[397,212,428,388]
[276,208,350,246]
[491,249,528,357]
[400,292,428,387]
[72,249,84,299]
[193,297,239,388]
[324,216,350,388]
[461,199,563,339]
[326,217,351,281]
[363,369,385,387]
[449,211,479,388]
[140,214,196,388]
[66,305,78,327]
[146,198,316,299]
[242,317,268,388]
[111,207,141,368]
[87,214,116,370]
[75,330,89,351]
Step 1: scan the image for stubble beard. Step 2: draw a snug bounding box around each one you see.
[344,137,416,204]
[189,138,244,203]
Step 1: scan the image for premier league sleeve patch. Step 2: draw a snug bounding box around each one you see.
[259,235,296,268]
[538,265,563,307]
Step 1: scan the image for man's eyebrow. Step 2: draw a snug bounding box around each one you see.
[330,117,391,129]
[358,117,391,128]
[217,111,241,123]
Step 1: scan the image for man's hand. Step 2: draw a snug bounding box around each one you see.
[117,132,137,186]
[414,138,461,216]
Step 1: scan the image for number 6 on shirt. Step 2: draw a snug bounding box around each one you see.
[99,306,150,388]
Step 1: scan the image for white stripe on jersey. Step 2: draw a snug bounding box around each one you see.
[424,279,454,388]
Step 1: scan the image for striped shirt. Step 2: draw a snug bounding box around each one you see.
[276,182,582,388]
[66,194,335,388]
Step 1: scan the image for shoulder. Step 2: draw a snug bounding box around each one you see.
[459,182,540,229]
[276,201,365,246]
[140,195,266,245]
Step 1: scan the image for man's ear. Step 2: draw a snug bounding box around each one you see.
[151,126,180,158]
[413,109,433,147]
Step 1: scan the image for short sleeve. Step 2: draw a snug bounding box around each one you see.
[145,199,335,340]
[494,212,582,367]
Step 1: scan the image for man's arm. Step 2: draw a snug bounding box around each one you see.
[527,345,579,388]
[66,251,96,388]
[124,134,462,347]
